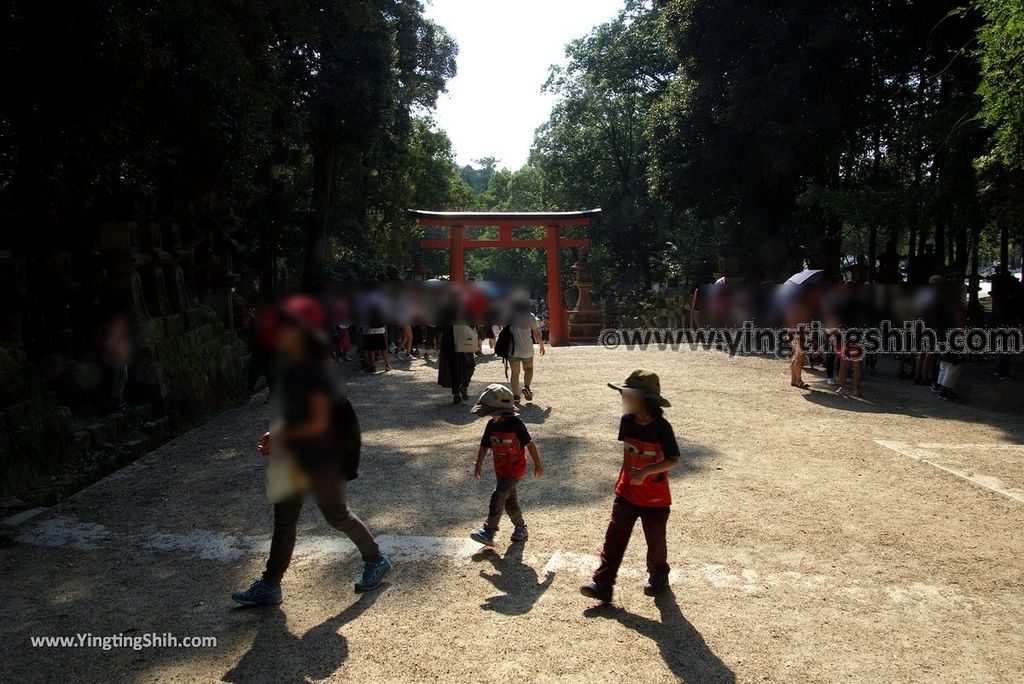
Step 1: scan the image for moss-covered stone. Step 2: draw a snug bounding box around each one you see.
[1,304,249,506]
[0,347,79,501]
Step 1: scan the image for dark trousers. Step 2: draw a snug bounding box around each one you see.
[593,495,670,586]
[484,476,526,531]
[262,461,381,585]
[824,350,836,379]
[247,346,274,393]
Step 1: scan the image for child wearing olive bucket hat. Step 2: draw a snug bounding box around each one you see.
[581,369,680,603]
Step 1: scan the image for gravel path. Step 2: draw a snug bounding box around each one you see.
[2,347,1022,683]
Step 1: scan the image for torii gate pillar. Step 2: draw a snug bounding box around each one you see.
[545,224,567,346]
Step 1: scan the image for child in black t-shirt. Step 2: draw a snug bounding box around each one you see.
[581,369,679,603]
[469,384,544,546]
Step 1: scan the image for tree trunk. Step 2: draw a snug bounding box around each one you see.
[954,224,968,280]
[258,210,275,296]
[968,223,982,324]
[1000,221,1009,268]
[824,215,842,280]
[303,144,336,292]
[868,224,878,282]
[884,226,899,283]
[947,228,955,278]
[823,163,843,279]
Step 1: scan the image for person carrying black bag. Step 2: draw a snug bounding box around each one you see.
[232,295,392,606]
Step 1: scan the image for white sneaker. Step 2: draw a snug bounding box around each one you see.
[826,377,838,386]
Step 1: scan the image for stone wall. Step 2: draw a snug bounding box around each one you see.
[0,213,254,513]
[0,347,78,503]
[134,307,250,422]
[0,305,249,508]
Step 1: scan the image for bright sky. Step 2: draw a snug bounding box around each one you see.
[423,0,624,170]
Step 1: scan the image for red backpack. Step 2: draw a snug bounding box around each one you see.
[489,428,527,478]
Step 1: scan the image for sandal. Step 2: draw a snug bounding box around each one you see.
[791,382,810,389]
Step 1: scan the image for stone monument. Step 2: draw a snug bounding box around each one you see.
[568,248,602,344]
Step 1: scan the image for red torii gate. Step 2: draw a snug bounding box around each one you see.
[410,209,601,346]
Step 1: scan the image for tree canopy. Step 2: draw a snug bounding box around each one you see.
[977,0,1024,171]
[1,0,1021,297]
[0,0,464,289]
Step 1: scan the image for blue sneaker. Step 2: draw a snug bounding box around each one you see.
[355,555,392,592]
[470,527,495,547]
[510,525,529,542]
[580,581,613,603]
[232,579,282,606]
[643,574,669,596]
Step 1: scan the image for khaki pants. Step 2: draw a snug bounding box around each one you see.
[509,357,534,397]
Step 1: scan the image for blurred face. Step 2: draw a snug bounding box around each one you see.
[275,319,304,357]
[621,388,645,415]
[106,316,133,363]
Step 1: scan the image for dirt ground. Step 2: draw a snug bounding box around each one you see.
[2,346,1023,683]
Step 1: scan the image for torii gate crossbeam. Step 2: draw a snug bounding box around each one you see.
[410,209,601,346]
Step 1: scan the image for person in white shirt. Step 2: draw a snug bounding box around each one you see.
[507,302,545,402]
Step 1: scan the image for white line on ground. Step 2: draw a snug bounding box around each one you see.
[15,516,963,606]
[873,440,1024,505]
[916,443,1024,451]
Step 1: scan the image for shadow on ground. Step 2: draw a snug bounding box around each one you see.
[473,543,554,615]
[795,356,1024,443]
[223,589,385,683]
[584,589,735,683]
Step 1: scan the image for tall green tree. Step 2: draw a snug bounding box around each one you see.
[299,0,457,289]
[0,0,462,292]
[459,157,500,196]
[649,0,871,280]
[460,165,549,293]
[797,1,989,282]
[0,0,296,224]
[977,0,1024,171]
[648,0,991,284]
[534,1,679,291]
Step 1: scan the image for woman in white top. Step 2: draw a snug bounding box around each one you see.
[507,303,545,402]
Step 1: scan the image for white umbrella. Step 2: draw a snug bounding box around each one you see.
[785,269,825,286]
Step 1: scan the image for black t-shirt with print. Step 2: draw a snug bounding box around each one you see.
[615,414,680,507]
[480,416,532,449]
[617,415,680,457]
[480,416,533,478]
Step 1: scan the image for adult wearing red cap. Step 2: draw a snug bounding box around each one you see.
[232,295,392,605]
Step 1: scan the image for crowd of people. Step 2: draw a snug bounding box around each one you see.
[249,282,550,403]
[231,272,1020,609]
[693,272,1022,402]
[233,288,676,608]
